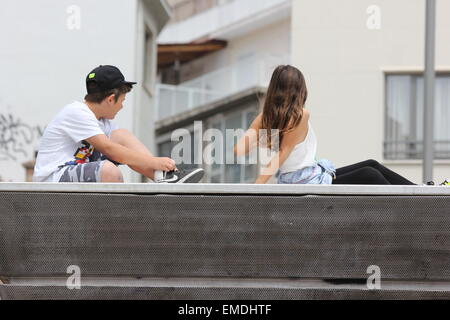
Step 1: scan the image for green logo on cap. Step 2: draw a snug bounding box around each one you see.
[88,73,96,79]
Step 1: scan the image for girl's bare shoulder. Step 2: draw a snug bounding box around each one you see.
[285,108,310,145]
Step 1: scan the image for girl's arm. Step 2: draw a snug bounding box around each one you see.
[234,113,262,156]
[255,109,310,184]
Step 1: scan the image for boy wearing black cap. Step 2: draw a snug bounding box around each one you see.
[33,65,204,183]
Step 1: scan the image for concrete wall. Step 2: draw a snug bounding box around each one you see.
[130,0,168,182]
[179,18,291,85]
[159,0,289,44]
[291,0,450,184]
[0,0,168,182]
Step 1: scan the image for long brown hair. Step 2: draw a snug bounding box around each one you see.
[261,65,308,149]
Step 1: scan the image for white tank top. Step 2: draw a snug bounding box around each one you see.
[279,120,317,173]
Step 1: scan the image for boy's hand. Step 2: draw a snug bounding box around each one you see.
[86,134,177,172]
[154,157,177,171]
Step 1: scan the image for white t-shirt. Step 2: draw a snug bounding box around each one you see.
[33,101,118,182]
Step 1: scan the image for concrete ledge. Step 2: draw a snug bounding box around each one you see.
[1,182,450,196]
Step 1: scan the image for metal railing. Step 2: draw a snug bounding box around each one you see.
[384,140,450,160]
[156,54,289,120]
[156,84,223,120]
[158,0,291,44]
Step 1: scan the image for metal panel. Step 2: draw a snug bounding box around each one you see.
[1,192,450,280]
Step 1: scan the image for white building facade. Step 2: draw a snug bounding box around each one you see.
[292,0,450,184]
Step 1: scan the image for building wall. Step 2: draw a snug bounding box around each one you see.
[291,0,450,184]
[129,0,169,182]
[179,18,291,84]
[159,0,290,44]
[0,0,168,182]
[166,0,227,22]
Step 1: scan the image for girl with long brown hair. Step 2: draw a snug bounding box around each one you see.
[235,65,417,185]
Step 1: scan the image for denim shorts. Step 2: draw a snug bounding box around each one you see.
[278,159,336,185]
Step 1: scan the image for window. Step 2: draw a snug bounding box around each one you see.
[157,129,202,172]
[224,111,242,182]
[235,53,256,90]
[206,108,258,183]
[385,73,450,160]
[156,106,259,183]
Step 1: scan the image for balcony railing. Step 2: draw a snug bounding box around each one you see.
[384,140,450,160]
[158,0,291,44]
[156,54,289,120]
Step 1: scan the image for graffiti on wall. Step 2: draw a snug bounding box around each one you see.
[0,113,44,161]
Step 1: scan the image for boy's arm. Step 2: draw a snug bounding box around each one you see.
[110,129,154,156]
[86,134,175,174]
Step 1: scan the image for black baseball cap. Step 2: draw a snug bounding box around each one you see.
[86,65,137,94]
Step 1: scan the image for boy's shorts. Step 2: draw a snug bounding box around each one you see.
[57,160,106,183]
